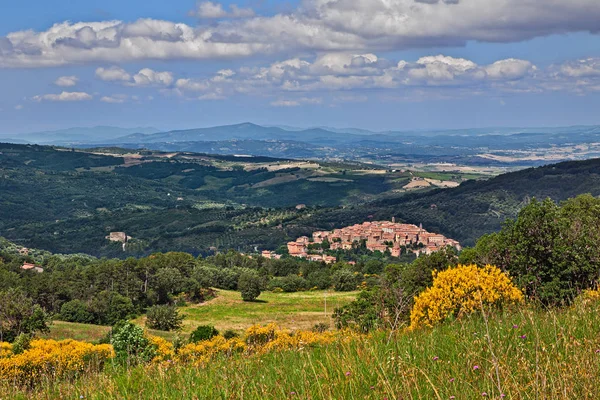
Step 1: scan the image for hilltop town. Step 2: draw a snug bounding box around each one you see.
[262,219,461,263]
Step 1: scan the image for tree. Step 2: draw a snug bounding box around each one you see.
[90,290,135,325]
[473,195,600,305]
[145,305,184,331]
[332,269,358,291]
[238,271,261,301]
[0,288,49,342]
[60,299,94,323]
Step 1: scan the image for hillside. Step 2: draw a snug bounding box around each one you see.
[0,143,413,256]
[2,142,600,255]
[306,158,600,246]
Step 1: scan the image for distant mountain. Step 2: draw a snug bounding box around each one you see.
[0,126,161,145]
[110,123,363,146]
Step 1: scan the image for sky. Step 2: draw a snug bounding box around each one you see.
[1,0,600,134]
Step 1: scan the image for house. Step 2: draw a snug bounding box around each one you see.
[107,232,128,243]
[21,262,43,273]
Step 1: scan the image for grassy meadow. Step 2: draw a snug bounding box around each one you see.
[43,290,357,342]
[5,301,600,399]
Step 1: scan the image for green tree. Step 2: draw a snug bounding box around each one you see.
[331,269,358,291]
[473,195,600,305]
[0,288,50,342]
[238,271,261,301]
[145,304,184,331]
[59,299,94,323]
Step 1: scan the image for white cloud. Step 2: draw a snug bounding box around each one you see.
[130,68,174,86]
[32,91,93,102]
[14,104,23,110]
[270,97,322,107]
[54,75,79,87]
[97,66,173,87]
[1,1,600,67]
[558,58,600,78]
[190,2,255,19]
[485,59,536,80]
[96,66,131,82]
[100,94,128,103]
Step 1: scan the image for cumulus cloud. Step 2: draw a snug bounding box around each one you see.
[558,58,600,78]
[130,68,174,86]
[54,75,79,87]
[96,66,173,87]
[169,53,542,103]
[190,2,255,19]
[96,66,131,82]
[1,1,600,67]
[32,91,93,102]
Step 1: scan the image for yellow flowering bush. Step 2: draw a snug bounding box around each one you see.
[0,342,12,358]
[175,324,359,365]
[147,335,175,363]
[177,335,246,365]
[0,339,114,386]
[573,288,600,308]
[409,264,524,329]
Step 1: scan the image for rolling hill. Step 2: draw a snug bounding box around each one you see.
[1,142,600,256]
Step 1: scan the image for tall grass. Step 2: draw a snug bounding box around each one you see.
[4,301,600,399]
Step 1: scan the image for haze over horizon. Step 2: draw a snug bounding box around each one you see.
[1,0,600,133]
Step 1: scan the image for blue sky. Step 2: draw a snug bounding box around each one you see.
[1,0,600,134]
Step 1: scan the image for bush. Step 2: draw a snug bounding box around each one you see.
[331,269,358,292]
[312,323,329,333]
[223,329,239,339]
[145,305,184,331]
[110,321,154,363]
[59,299,94,323]
[333,290,380,333]
[0,339,113,386]
[189,325,219,343]
[238,272,261,301]
[409,264,524,329]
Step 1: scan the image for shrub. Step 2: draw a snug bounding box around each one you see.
[333,290,380,333]
[145,305,184,331]
[189,325,219,343]
[223,329,239,340]
[110,321,154,363]
[238,272,261,301]
[0,339,113,386]
[11,334,31,355]
[59,299,94,323]
[312,323,329,333]
[409,264,524,329]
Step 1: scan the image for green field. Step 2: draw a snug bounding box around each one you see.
[44,290,357,342]
[135,289,357,335]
